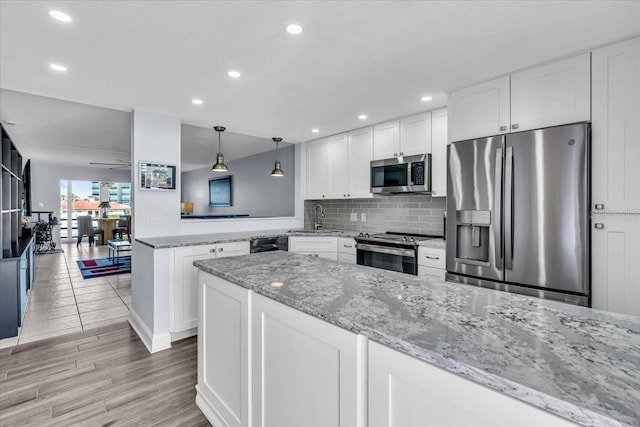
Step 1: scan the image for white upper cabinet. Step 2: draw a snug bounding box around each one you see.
[430,108,448,197]
[511,53,591,132]
[307,139,328,199]
[373,120,400,160]
[449,75,510,142]
[325,133,349,199]
[305,128,373,200]
[400,112,432,157]
[592,38,640,213]
[449,54,591,142]
[347,126,374,198]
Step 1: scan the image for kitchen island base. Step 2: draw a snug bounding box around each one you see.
[196,270,577,427]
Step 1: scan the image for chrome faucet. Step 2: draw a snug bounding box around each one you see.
[314,204,325,230]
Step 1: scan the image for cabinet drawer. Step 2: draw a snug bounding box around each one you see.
[418,266,446,281]
[417,247,446,269]
[338,237,356,255]
[296,251,338,261]
[338,253,356,264]
[216,241,250,258]
[289,237,338,253]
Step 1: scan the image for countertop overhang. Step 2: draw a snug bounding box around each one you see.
[194,251,640,427]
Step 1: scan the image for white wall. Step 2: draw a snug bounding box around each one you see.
[130,109,181,351]
[27,161,130,219]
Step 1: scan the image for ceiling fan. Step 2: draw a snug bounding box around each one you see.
[89,159,131,169]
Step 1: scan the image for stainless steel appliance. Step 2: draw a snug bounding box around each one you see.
[250,236,288,253]
[446,123,590,305]
[355,232,440,275]
[371,154,431,194]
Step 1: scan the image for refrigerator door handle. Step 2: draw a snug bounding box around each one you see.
[494,148,503,269]
[504,146,514,270]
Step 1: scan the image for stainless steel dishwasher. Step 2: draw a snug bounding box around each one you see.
[250,236,288,253]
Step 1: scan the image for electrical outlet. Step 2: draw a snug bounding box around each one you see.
[361,213,367,222]
[350,212,357,222]
[150,212,159,225]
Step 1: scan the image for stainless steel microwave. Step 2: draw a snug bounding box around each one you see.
[370,154,431,194]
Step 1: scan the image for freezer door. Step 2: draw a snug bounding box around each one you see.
[505,123,589,295]
[446,136,504,282]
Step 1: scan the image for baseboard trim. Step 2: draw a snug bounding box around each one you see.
[170,327,197,342]
[196,386,229,427]
[128,309,171,353]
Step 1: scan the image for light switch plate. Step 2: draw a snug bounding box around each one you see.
[350,212,357,222]
[361,213,367,222]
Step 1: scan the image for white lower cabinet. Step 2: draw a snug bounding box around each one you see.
[368,341,574,427]
[171,241,249,339]
[196,272,251,427]
[290,236,356,264]
[417,247,446,281]
[338,237,357,264]
[251,293,359,427]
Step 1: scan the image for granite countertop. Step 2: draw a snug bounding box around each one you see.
[135,229,360,249]
[194,251,640,427]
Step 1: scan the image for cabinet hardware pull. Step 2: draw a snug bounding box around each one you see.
[595,204,604,210]
[343,194,346,197]
[393,152,398,156]
[400,152,404,155]
[219,248,223,251]
[425,255,440,260]
[500,125,507,131]
[511,124,519,130]
[595,223,604,229]
[347,194,351,197]
[432,191,437,195]
[210,249,216,253]
[343,244,353,248]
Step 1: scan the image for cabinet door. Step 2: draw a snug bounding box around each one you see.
[289,236,338,253]
[197,272,250,427]
[448,75,510,142]
[373,120,400,160]
[418,266,445,281]
[252,293,358,427]
[592,218,640,317]
[325,133,349,199]
[592,38,640,213]
[430,108,448,197]
[216,241,250,258]
[400,112,431,156]
[348,127,373,198]
[307,139,328,200]
[368,341,574,427]
[511,53,590,132]
[172,244,217,334]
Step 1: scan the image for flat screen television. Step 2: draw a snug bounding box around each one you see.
[209,176,232,207]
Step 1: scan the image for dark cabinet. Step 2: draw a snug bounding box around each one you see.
[1,124,35,339]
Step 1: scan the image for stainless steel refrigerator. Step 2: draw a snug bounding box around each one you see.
[446,123,590,306]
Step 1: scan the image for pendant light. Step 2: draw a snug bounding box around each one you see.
[271,137,285,177]
[211,126,228,172]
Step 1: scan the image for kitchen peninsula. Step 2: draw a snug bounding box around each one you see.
[194,251,639,427]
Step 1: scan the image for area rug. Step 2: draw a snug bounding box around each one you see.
[76,256,131,279]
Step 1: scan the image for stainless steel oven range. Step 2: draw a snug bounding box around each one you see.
[355,232,441,275]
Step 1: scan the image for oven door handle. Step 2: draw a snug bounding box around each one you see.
[356,243,416,258]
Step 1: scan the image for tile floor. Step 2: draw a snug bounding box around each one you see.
[15,241,132,345]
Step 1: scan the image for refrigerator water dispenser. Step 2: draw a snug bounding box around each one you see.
[454,210,491,267]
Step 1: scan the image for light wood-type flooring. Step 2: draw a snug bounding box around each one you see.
[0,321,210,426]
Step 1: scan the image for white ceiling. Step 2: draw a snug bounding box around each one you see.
[1,1,639,152]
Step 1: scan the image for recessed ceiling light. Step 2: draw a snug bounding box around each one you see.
[49,10,72,23]
[49,63,67,72]
[311,129,320,133]
[192,99,203,105]
[421,96,433,102]
[358,114,368,120]
[227,70,241,78]
[286,23,303,35]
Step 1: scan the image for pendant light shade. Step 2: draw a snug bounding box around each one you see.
[271,137,285,177]
[212,126,228,172]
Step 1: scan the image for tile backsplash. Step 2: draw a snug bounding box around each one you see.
[304,195,446,236]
